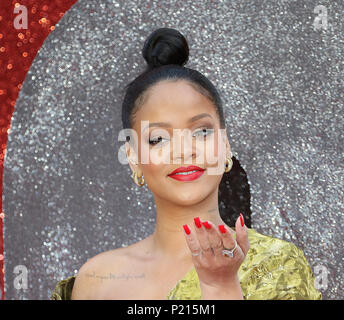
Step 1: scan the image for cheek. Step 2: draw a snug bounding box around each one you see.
[138,137,170,166]
[140,163,163,189]
[140,147,170,182]
[204,131,224,164]
[142,163,159,176]
[148,144,171,166]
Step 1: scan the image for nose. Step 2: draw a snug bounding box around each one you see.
[171,129,196,163]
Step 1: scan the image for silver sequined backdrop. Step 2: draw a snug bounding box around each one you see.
[3,0,343,299]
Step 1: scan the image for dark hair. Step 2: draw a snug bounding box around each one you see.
[121,27,251,228]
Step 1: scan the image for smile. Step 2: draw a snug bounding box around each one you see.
[173,170,199,175]
[168,167,205,181]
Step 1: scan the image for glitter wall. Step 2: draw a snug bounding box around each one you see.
[2,0,343,299]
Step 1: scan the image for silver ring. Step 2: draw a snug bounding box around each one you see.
[222,240,238,258]
[191,249,202,256]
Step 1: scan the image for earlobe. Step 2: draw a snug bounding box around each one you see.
[127,158,137,173]
[125,142,138,168]
[226,140,231,157]
[223,140,230,157]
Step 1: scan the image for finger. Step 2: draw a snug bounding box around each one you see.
[193,217,213,258]
[218,223,237,258]
[235,213,250,256]
[182,224,203,264]
[201,220,224,258]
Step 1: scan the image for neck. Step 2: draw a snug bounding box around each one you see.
[147,186,225,263]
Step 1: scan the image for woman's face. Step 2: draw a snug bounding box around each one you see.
[126,79,231,205]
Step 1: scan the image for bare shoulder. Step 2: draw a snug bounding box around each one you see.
[71,246,129,300]
[71,238,150,300]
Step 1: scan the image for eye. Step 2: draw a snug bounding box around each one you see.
[192,127,214,139]
[149,136,169,146]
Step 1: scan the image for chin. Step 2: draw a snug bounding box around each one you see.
[170,186,211,205]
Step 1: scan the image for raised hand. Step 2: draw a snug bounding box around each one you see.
[182,214,250,299]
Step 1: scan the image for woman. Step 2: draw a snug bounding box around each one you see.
[51,28,322,300]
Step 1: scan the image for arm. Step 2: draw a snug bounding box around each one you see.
[243,242,322,300]
[201,275,244,300]
[71,258,99,300]
[50,276,76,300]
[273,244,322,300]
[71,248,127,300]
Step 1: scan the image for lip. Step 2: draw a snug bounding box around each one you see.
[168,165,206,182]
[168,165,205,176]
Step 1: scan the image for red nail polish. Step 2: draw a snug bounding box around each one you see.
[183,224,191,235]
[202,221,211,229]
[218,225,226,233]
[240,213,245,227]
[194,217,202,228]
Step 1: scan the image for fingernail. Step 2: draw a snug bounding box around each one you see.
[183,224,191,235]
[194,216,202,228]
[240,213,245,227]
[202,221,211,229]
[218,225,226,233]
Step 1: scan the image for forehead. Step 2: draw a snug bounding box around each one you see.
[134,80,218,126]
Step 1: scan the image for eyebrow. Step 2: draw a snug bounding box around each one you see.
[143,113,213,132]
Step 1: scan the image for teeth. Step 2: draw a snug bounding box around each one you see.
[174,170,199,175]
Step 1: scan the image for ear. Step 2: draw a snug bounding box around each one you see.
[226,139,232,158]
[222,130,232,158]
[125,141,139,173]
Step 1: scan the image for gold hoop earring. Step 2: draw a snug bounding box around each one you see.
[224,157,233,173]
[131,171,145,187]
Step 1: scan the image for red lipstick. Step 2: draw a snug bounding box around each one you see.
[168,165,205,182]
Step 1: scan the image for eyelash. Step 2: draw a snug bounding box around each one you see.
[148,127,214,146]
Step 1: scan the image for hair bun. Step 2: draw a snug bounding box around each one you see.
[142,27,189,69]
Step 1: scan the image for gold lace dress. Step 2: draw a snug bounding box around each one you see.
[50,227,322,300]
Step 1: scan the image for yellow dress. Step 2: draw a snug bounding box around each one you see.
[50,227,322,300]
